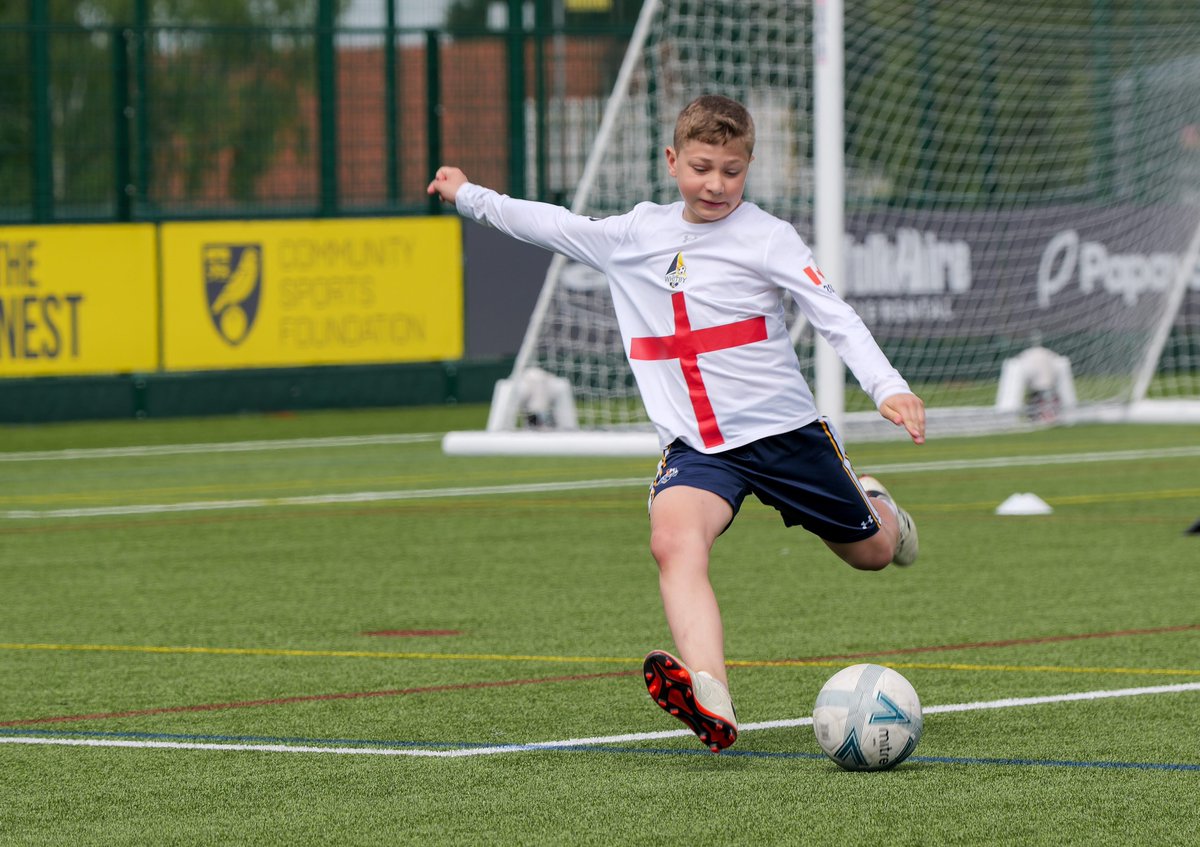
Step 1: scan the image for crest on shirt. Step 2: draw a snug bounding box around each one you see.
[665,253,687,289]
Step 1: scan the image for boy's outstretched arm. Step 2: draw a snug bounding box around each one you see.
[427,166,469,204]
[879,392,926,445]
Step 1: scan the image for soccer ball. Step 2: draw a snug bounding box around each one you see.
[812,663,923,771]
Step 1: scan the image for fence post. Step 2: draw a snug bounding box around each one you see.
[1092,0,1115,202]
[29,0,53,222]
[134,0,149,216]
[506,0,527,197]
[425,29,442,215]
[317,0,339,216]
[385,0,399,205]
[112,27,133,222]
[914,0,935,207]
[532,0,549,202]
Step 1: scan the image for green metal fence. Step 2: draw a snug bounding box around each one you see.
[1,1,635,224]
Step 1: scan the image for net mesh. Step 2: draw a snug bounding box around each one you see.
[504,0,1200,438]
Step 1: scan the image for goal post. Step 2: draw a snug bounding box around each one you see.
[813,0,846,435]
[482,0,664,440]
[445,0,1200,457]
[1131,216,1200,405]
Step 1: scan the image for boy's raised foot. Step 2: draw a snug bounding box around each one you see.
[859,474,919,566]
[643,650,738,753]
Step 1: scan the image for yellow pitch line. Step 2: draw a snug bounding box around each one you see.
[1048,488,1200,505]
[924,487,1200,513]
[1,642,1198,678]
[731,658,1200,677]
[0,642,632,665]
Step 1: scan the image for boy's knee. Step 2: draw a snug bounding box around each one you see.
[832,535,893,571]
[649,525,703,570]
[847,553,890,572]
[648,528,678,567]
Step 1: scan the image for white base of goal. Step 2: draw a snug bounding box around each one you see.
[442,429,661,457]
[441,409,1014,457]
[1102,400,1200,424]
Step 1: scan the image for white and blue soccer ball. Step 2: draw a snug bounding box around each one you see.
[812,663,923,771]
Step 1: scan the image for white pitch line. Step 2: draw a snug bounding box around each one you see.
[0,433,440,463]
[2,681,1197,758]
[866,445,1200,475]
[6,444,1200,521]
[0,478,646,520]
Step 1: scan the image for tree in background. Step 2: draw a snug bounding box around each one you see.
[6,0,344,218]
[131,0,342,211]
[445,0,642,35]
[845,0,1200,209]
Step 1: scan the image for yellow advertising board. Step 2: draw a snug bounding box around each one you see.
[0,224,158,377]
[160,217,463,371]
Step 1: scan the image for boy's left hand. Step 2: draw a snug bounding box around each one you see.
[879,393,926,445]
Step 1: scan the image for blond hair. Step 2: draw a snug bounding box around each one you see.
[673,95,755,155]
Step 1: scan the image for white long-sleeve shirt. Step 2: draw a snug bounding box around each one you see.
[456,182,911,453]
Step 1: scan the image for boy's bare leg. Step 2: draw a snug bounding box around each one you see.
[648,485,734,687]
[823,506,898,571]
[824,477,917,570]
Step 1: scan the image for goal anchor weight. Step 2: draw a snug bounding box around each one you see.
[994,345,1077,423]
[486,367,578,431]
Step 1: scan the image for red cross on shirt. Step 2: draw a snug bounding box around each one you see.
[629,291,768,448]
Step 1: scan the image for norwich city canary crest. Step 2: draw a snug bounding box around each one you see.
[665,252,686,289]
[204,244,263,346]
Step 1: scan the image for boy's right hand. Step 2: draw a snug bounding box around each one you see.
[878,392,926,445]
[427,166,468,204]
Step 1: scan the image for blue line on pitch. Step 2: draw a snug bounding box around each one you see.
[910,754,1200,772]
[567,746,1200,771]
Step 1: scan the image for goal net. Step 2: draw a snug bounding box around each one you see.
[446,0,1200,456]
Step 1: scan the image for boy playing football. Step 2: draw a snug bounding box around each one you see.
[428,94,924,752]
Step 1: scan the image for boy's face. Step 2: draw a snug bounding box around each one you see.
[666,140,752,224]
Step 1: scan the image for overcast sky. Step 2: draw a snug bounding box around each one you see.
[342,0,454,29]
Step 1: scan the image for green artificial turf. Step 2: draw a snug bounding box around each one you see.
[1,409,1197,845]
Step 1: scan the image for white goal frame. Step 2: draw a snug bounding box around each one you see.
[444,0,1200,458]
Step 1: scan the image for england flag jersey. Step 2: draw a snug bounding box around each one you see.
[456,183,911,454]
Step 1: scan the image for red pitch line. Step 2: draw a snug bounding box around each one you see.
[0,670,631,728]
[7,625,1193,728]
[789,624,1200,663]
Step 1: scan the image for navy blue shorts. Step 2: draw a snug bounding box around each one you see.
[647,420,883,543]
